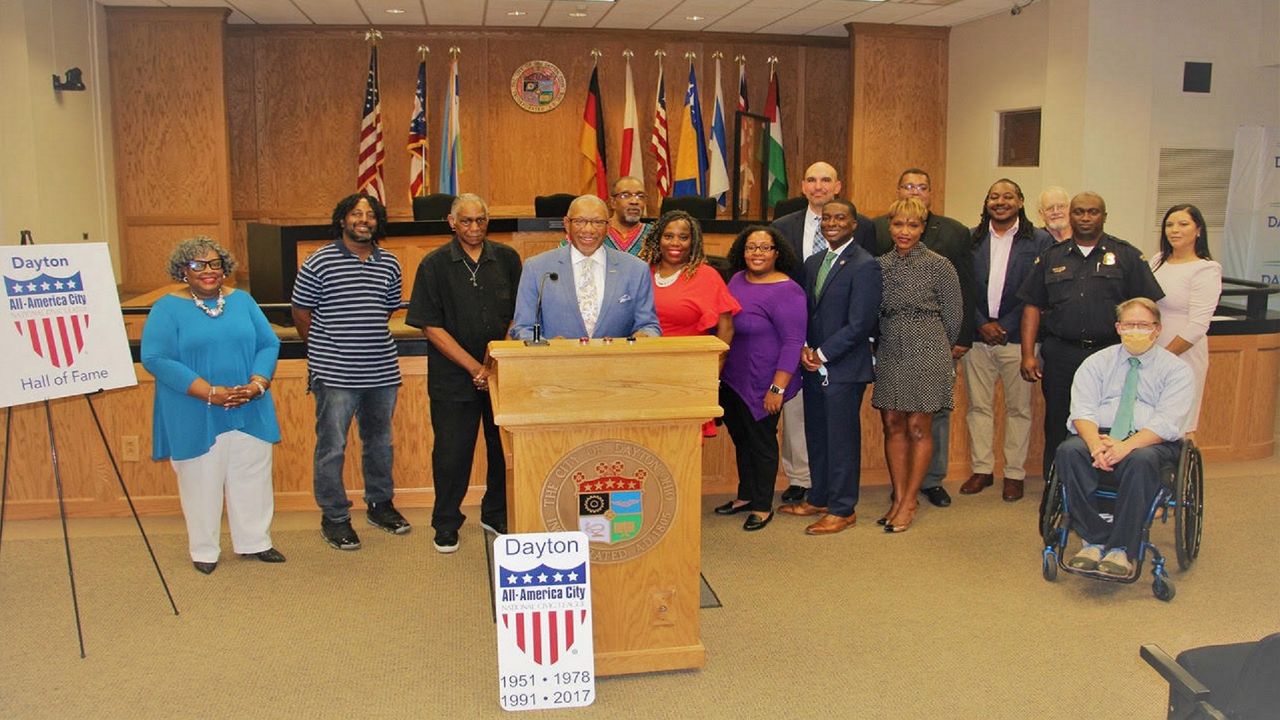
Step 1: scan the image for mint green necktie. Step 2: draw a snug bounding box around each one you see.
[1110,357,1141,439]
[815,250,838,297]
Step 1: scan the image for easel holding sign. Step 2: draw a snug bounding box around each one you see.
[0,239,178,657]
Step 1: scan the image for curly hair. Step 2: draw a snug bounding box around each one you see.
[971,178,1033,242]
[726,225,799,276]
[166,236,236,282]
[638,210,707,278]
[330,192,388,241]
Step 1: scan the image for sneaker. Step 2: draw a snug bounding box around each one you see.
[480,519,508,535]
[433,529,459,554]
[1067,543,1103,570]
[321,519,361,551]
[1098,548,1133,576]
[367,501,411,535]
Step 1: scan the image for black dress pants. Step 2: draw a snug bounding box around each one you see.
[430,396,506,531]
[719,384,781,513]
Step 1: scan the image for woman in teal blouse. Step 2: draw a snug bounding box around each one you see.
[141,236,284,574]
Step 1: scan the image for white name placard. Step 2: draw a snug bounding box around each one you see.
[494,531,595,712]
[0,244,136,409]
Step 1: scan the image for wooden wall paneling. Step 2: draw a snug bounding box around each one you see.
[122,224,224,290]
[224,34,258,279]
[106,8,234,293]
[847,23,949,218]
[800,45,851,188]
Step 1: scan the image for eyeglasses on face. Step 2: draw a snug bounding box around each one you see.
[568,218,609,229]
[186,259,225,271]
[744,244,776,253]
[1117,321,1156,331]
[613,192,647,201]
[899,183,930,192]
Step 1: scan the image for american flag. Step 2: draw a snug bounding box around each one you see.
[407,59,428,199]
[737,60,748,112]
[650,62,671,198]
[357,46,386,202]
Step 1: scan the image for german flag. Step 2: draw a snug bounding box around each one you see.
[580,66,608,200]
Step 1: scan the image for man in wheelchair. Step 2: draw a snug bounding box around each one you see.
[1058,297,1194,576]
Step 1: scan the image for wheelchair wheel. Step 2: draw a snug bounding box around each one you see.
[1152,574,1176,602]
[1040,463,1063,545]
[1174,442,1204,571]
[1042,549,1058,582]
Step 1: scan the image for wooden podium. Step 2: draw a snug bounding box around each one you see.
[488,336,724,676]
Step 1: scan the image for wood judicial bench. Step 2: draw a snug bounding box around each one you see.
[3,219,1276,521]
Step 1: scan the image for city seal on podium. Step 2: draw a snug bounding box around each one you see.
[540,440,677,564]
[509,60,567,113]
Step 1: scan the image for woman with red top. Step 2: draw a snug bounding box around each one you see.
[639,210,740,435]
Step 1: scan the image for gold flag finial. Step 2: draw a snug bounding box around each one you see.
[364,28,383,45]
[417,45,430,60]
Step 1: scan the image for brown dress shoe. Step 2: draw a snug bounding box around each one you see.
[779,501,828,517]
[805,513,856,535]
[1002,477,1024,501]
[960,472,994,495]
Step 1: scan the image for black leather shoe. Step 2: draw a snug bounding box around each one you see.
[481,519,508,535]
[241,548,286,563]
[714,500,752,515]
[193,561,217,575]
[921,486,952,507]
[780,485,807,503]
[743,512,773,531]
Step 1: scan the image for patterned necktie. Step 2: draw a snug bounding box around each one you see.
[808,220,823,258]
[578,257,599,335]
[1110,357,1142,439]
[814,250,839,297]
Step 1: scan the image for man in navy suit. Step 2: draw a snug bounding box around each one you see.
[769,161,874,505]
[510,195,661,341]
[959,180,1053,501]
[779,198,882,535]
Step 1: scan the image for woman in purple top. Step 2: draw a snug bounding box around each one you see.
[715,226,807,531]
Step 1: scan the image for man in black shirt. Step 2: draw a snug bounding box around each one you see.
[1017,191,1164,487]
[405,193,523,553]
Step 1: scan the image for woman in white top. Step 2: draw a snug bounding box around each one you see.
[1149,204,1222,433]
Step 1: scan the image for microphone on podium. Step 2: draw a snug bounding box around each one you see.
[526,271,559,346]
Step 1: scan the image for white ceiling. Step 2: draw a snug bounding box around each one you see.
[97,0,1019,36]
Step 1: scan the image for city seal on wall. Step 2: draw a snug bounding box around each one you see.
[540,440,677,564]
[510,60,567,113]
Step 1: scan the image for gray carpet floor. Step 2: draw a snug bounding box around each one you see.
[1,455,1277,719]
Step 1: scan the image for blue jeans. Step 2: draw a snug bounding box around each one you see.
[312,380,398,523]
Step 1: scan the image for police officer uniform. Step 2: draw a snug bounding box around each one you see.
[1017,233,1164,477]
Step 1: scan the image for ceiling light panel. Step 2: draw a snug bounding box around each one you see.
[360,0,426,24]
[422,0,486,24]
[485,0,549,27]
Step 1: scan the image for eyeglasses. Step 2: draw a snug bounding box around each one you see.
[568,218,609,230]
[744,244,776,253]
[613,192,647,201]
[899,183,930,192]
[1117,321,1156,331]
[186,259,225,271]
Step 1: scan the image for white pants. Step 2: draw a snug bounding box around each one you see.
[780,390,811,488]
[962,342,1033,480]
[171,431,275,562]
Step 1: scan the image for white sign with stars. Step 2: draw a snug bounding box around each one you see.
[1,243,136,408]
[494,531,595,712]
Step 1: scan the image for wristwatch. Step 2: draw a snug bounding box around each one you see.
[768,384,784,395]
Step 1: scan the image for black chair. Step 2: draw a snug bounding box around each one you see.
[705,255,732,284]
[534,193,576,218]
[772,195,808,220]
[1142,634,1280,720]
[412,193,455,221]
[659,196,717,220]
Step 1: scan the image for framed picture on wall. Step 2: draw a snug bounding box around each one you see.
[733,111,768,222]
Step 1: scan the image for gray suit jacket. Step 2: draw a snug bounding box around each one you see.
[510,245,661,340]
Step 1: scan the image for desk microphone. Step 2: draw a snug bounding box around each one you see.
[526,271,559,346]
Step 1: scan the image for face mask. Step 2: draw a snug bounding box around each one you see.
[1120,329,1156,355]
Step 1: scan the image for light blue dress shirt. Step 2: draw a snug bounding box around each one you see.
[1067,343,1194,442]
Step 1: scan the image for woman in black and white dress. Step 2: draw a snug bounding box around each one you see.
[873,198,962,533]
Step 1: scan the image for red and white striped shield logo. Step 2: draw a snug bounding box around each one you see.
[500,609,588,666]
[6,272,91,369]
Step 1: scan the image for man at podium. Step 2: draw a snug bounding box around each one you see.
[511,195,661,340]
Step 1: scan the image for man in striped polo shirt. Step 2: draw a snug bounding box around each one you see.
[291,192,410,550]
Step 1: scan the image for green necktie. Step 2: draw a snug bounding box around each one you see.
[1110,357,1141,439]
[815,250,838,297]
